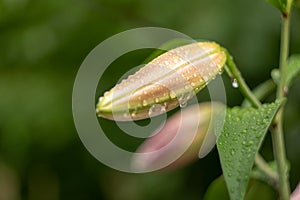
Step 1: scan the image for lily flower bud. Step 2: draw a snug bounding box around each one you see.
[131,102,225,171]
[291,183,300,200]
[96,42,226,121]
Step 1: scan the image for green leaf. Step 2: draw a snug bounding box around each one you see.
[245,180,277,200]
[204,177,276,200]
[216,100,282,200]
[285,54,300,87]
[266,0,287,13]
[203,176,230,200]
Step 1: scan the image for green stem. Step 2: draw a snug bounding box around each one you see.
[272,11,292,200]
[241,79,276,107]
[254,154,279,188]
[223,50,261,108]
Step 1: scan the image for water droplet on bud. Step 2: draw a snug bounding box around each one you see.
[170,91,176,99]
[232,79,239,88]
[123,112,129,118]
[179,101,187,108]
[148,104,166,117]
[142,100,148,106]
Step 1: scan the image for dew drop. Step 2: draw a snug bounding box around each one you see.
[232,79,239,88]
[256,133,262,138]
[96,107,100,114]
[163,102,168,111]
[179,101,187,108]
[170,91,176,99]
[230,148,235,155]
[217,64,223,73]
[178,95,188,108]
[142,100,148,106]
[123,112,129,118]
[148,104,166,117]
[246,141,253,147]
[131,111,136,117]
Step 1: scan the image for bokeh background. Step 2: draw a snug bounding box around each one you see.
[0,0,300,199]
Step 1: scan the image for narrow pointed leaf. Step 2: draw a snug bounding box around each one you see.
[216,100,282,200]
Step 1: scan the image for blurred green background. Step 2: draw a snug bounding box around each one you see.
[0,0,300,199]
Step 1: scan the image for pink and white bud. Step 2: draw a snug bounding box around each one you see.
[291,183,300,200]
[96,42,226,121]
[131,102,225,171]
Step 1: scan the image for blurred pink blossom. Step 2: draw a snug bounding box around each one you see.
[131,102,225,171]
[291,183,300,200]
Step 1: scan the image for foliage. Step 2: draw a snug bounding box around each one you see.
[0,0,300,199]
[216,101,282,200]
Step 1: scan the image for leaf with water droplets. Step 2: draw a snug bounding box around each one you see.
[96,42,227,121]
[216,100,282,200]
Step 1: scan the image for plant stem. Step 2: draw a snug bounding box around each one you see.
[255,154,278,185]
[223,51,261,108]
[241,79,276,107]
[272,11,292,200]
[272,110,290,199]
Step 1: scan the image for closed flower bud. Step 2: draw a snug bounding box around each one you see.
[131,102,225,171]
[96,42,226,121]
[291,183,300,200]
